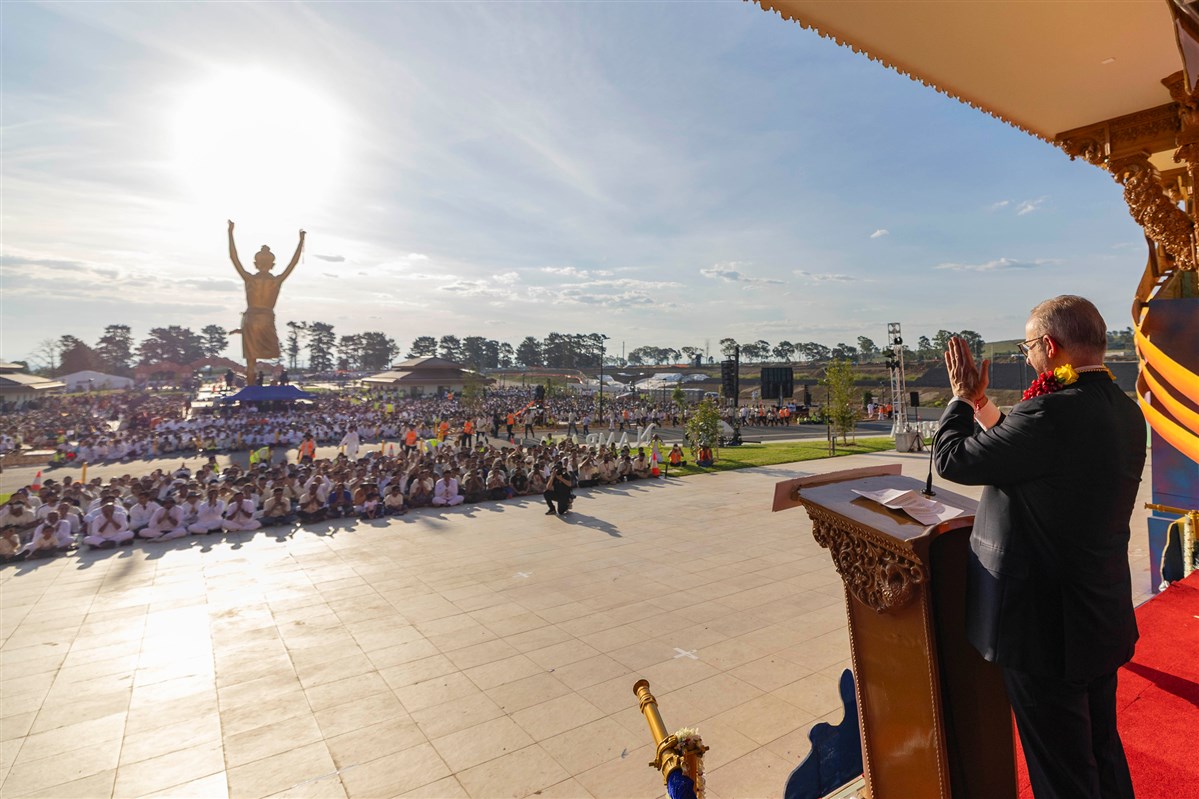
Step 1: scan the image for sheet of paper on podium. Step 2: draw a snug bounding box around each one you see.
[851,488,966,526]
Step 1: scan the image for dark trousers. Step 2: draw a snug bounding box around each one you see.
[544,493,566,514]
[1003,667,1133,799]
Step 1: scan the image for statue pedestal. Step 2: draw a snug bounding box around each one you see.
[774,466,1015,798]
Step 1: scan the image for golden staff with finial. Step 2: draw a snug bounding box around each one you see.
[633,679,708,799]
[1147,502,1198,580]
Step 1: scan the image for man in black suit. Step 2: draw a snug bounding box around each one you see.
[934,295,1144,799]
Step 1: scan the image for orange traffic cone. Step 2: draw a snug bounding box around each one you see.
[31,470,43,491]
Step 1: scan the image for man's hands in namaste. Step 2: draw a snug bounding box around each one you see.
[945,336,989,403]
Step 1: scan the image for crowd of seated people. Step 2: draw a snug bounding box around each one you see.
[0,430,667,563]
[1,393,187,455]
[3,387,691,473]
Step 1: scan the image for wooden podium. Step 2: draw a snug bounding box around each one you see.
[774,465,1016,798]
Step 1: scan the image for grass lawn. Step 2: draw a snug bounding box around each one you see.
[665,437,895,477]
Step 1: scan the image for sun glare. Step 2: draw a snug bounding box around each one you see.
[173,68,343,222]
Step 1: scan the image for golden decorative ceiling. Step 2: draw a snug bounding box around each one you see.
[753,0,1182,142]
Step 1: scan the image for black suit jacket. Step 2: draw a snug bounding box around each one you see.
[934,372,1145,681]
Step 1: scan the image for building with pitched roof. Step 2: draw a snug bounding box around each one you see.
[362,356,484,397]
[0,362,64,408]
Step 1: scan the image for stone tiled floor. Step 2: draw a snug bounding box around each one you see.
[0,451,1153,798]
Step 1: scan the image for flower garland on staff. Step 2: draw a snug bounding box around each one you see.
[1022,364,1115,401]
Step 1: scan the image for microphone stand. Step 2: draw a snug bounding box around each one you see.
[921,434,936,497]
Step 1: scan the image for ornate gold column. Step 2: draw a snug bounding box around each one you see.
[1058,82,1194,275]
[1058,70,1199,554]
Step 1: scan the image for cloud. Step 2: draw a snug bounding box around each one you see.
[0,253,120,280]
[1,258,239,313]
[933,257,1060,272]
[869,229,889,239]
[580,278,683,291]
[541,266,591,278]
[313,254,345,262]
[699,266,741,282]
[577,291,657,308]
[492,271,519,284]
[1016,197,1048,216]
[375,254,431,271]
[526,285,665,310]
[1,254,90,270]
[540,266,619,281]
[987,197,1045,215]
[699,264,783,286]
[173,278,239,292]
[793,270,857,283]
[437,279,518,301]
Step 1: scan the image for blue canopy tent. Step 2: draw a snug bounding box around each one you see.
[216,385,317,403]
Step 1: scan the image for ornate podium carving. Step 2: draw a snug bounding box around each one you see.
[809,505,927,613]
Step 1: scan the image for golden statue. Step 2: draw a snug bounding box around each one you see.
[227,219,304,386]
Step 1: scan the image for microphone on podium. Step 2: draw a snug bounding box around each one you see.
[921,433,936,497]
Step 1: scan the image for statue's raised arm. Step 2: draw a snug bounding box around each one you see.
[227,220,250,279]
[279,229,306,282]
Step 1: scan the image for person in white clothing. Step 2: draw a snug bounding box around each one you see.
[84,504,134,549]
[179,491,203,528]
[43,501,82,536]
[0,500,38,537]
[339,425,361,460]
[189,489,226,535]
[432,470,464,507]
[84,491,125,524]
[141,498,188,541]
[260,488,295,527]
[222,491,261,532]
[23,512,73,557]
[0,527,22,560]
[127,494,160,533]
[14,488,42,511]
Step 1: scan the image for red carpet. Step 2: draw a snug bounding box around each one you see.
[1016,573,1199,799]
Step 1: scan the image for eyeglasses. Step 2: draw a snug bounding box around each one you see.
[1017,336,1045,356]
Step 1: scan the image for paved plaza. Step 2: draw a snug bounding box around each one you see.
[0,451,1153,799]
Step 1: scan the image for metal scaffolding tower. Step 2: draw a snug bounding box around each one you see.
[886,322,911,437]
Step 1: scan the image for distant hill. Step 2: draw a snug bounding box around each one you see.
[983,339,1022,360]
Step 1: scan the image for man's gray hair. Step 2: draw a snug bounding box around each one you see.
[1028,295,1107,353]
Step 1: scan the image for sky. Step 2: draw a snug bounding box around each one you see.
[1,1,1148,366]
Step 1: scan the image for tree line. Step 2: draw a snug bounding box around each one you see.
[31,325,231,377]
[405,333,605,371]
[24,323,1140,378]
[711,331,987,365]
